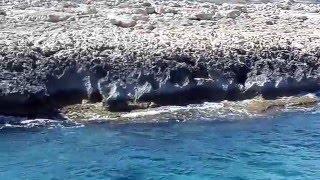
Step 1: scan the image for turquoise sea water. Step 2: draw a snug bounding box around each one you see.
[0,111,319,179]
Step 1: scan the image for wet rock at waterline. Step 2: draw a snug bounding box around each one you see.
[62,94,320,122]
[0,0,320,117]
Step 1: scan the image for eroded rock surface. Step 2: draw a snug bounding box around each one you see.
[0,0,320,116]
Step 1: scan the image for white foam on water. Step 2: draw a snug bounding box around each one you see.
[1,93,319,127]
[119,93,320,123]
[122,102,225,118]
[121,109,168,118]
[0,117,82,129]
[119,100,258,123]
[20,119,60,124]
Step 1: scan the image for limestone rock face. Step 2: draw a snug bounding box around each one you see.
[100,82,130,112]
[0,0,319,116]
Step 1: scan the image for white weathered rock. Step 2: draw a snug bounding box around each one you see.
[132,14,149,21]
[188,12,214,21]
[278,0,295,10]
[295,15,308,21]
[146,7,156,14]
[234,5,247,13]
[131,8,146,14]
[47,13,71,22]
[283,0,296,5]
[155,6,178,14]
[1,0,320,67]
[181,20,193,26]
[86,5,98,14]
[131,6,155,14]
[213,12,224,19]
[141,1,152,7]
[110,15,137,28]
[225,10,241,19]
[266,18,276,25]
[145,24,156,30]
[58,1,79,8]
[170,2,182,8]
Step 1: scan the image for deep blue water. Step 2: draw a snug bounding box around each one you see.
[0,112,320,179]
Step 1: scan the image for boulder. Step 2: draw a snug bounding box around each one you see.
[58,1,79,8]
[47,13,71,22]
[188,12,214,21]
[146,7,156,14]
[225,10,241,19]
[155,6,178,14]
[132,14,149,21]
[110,15,137,28]
[233,5,247,13]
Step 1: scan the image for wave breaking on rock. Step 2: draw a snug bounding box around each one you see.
[62,93,320,123]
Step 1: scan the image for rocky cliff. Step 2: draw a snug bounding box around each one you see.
[0,0,319,117]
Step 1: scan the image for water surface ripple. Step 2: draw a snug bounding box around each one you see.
[0,111,320,179]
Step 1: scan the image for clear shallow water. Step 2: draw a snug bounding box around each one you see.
[0,112,320,179]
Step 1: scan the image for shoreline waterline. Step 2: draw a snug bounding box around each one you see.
[0,93,318,129]
[0,110,320,179]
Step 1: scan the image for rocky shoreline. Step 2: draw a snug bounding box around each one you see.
[61,94,319,123]
[0,0,319,118]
